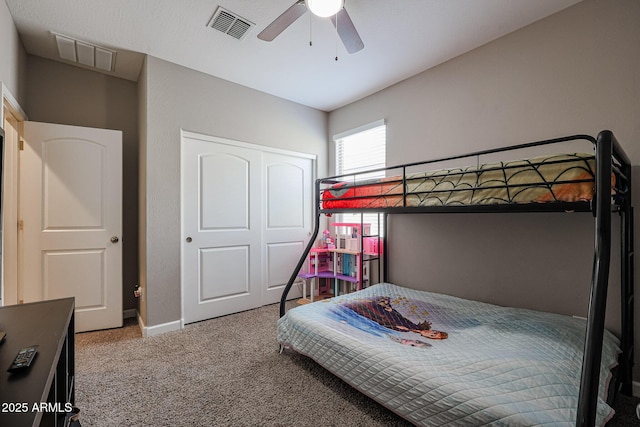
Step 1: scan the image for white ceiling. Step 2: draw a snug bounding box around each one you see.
[5,0,582,112]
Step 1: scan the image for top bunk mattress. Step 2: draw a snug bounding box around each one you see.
[322,153,604,210]
[277,283,620,426]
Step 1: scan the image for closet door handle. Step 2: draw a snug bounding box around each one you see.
[186,237,192,243]
[111,236,119,243]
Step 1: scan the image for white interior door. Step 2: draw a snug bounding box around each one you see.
[182,132,312,324]
[21,121,122,332]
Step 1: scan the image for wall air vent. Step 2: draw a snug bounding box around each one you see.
[208,7,254,40]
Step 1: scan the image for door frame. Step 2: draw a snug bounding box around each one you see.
[1,83,28,306]
[180,130,316,325]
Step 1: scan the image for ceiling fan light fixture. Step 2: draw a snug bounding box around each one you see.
[306,0,344,18]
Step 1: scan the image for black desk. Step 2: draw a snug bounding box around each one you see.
[0,298,75,427]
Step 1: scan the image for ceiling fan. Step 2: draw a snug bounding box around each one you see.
[257,0,364,54]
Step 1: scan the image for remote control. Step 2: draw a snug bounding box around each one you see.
[8,345,38,373]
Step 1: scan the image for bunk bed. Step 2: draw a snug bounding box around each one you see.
[277,131,634,427]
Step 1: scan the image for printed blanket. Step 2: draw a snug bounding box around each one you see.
[277,283,619,426]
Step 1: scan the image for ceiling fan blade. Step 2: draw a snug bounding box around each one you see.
[257,0,307,42]
[330,8,364,54]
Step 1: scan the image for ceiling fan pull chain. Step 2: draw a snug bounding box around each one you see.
[309,12,313,46]
[335,13,339,61]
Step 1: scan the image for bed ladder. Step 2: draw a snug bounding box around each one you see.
[576,130,634,426]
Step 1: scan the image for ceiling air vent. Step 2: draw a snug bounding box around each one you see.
[53,32,116,72]
[208,7,254,40]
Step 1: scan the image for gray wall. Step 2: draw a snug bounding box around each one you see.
[137,57,149,324]
[0,0,26,105]
[140,56,327,327]
[329,0,640,379]
[25,56,140,313]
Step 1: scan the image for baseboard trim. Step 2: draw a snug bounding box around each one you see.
[137,314,182,338]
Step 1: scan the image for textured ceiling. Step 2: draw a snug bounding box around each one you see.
[5,0,582,111]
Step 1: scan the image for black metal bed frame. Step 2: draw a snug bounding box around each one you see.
[279,130,633,427]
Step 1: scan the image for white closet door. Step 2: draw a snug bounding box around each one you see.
[262,151,312,305]
[182,135,263,324]
[182,132,313,324]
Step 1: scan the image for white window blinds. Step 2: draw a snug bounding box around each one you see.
[335,120,386,180]
[333,120,386,235]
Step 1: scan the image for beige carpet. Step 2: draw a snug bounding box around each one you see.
[75,303,640,426]
[75,303,411,426]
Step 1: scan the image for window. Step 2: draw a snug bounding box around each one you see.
[333,119,386,235]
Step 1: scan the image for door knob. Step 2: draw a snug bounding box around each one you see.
[111,236,119,243]
[186,237,192,243]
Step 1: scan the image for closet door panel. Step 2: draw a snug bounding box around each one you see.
[262,152,313,304]
[182,131,314,323]
[182,135,261,324]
